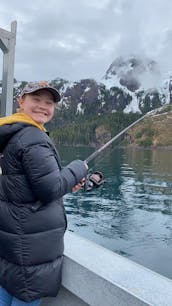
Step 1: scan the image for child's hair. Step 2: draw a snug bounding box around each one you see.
[16,107,22,113]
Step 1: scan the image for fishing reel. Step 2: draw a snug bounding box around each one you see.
[84,170,104,191]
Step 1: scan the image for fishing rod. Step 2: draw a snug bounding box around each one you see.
[85,112,151,164]
[83,110,154,190]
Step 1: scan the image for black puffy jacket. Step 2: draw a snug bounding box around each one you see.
[0,122,87,302]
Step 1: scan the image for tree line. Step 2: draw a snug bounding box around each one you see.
[47,111,141,146]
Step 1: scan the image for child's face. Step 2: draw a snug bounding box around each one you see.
[18,90,55,124]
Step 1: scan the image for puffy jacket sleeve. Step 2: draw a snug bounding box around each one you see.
[19,138,87,203]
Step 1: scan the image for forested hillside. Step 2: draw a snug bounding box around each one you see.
[47,111,140,146]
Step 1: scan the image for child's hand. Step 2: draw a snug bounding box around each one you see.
[72,178,85,192]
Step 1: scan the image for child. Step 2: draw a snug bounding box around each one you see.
[0,81,88,305]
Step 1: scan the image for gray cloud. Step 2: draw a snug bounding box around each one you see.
[0,0,172,82]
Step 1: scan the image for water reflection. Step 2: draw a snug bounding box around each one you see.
[58,145,172,279]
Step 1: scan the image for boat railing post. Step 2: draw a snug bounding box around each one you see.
[0,21,17,116]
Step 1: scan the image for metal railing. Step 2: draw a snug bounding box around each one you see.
[41,231,172,306]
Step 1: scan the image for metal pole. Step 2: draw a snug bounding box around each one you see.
[0,21,17,116]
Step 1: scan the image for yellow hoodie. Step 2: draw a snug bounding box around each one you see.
[0,113,46,132]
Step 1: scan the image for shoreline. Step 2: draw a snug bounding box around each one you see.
[56,143,172,151]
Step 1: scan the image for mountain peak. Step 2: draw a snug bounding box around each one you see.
[103,55,161,92]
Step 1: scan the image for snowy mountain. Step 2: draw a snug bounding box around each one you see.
[11,55,172,116]
[51,56,172,115]
[101,55,170,113]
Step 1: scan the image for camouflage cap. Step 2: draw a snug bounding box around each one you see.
[20,81,61,103]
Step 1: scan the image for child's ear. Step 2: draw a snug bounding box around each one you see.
[17,97,23,107]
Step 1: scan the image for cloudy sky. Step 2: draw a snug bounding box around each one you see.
[0,0,172,83]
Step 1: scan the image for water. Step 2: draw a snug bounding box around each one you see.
[57,145,172,280]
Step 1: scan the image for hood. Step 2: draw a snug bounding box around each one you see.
[0,113,46,153]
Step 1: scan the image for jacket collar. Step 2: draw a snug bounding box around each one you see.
[0,113,46,153]
[0,113,46,132]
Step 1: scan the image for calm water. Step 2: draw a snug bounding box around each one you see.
[57,145,172,280]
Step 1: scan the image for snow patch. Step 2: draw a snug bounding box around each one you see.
[76,102,84,114]
[123,94,141,113]
[84,86,90,93]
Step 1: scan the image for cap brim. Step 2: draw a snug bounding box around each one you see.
[43,87,61,103]
[21,87,61,103]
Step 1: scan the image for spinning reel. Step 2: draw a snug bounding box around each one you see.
[84,170,104,191]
